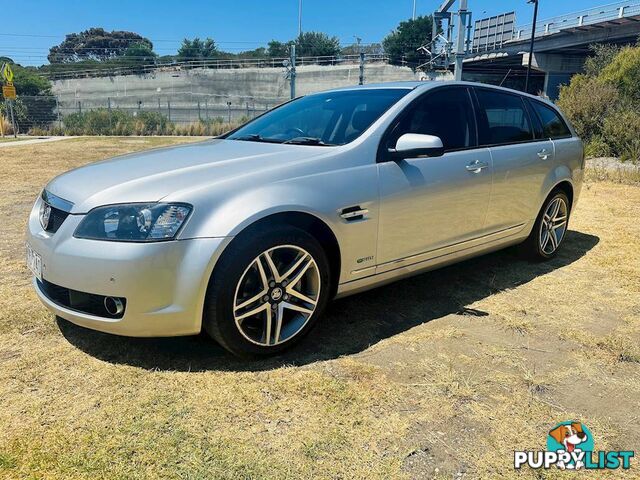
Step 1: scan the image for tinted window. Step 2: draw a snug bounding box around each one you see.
[475,89,534,146]
[228,89,410,145]
[388,87,476,151]
[530,100,571,139]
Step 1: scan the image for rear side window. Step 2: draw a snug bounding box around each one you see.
[529,100,572,139]
[475,89,534,146]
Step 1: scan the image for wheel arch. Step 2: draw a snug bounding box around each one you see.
[210,210,342,300]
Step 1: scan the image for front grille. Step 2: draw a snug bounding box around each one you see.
[45,206,69,234]
[41,190,74,234]
[37,279,126,319]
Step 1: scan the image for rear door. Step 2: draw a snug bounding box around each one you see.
[376,86,493,266]
[474,87,554,233]
[528,99,584,203]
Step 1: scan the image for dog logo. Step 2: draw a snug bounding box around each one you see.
[547,421,593,469]
[515,420,634,471]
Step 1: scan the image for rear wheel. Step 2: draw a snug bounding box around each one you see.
[521,190,570,260]
[203,226,331,358]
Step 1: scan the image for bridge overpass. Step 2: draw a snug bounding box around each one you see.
[461,1,640,98]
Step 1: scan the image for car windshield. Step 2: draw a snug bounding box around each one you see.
[226,88,411,146]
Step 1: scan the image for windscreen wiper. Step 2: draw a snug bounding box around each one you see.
[282,136,337,146]
[232,134,283,144]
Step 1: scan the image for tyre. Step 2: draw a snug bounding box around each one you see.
[203,225,331,358]
[521,190,570,261]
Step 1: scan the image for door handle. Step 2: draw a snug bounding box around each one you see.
[466,160,489,173]
[537,149,552,160]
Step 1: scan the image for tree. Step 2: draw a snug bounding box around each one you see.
[1,61,56,130]
[176,38,219,61]
[382,15,434,67]
[48,28,153,63]
[295,31,340,57]
[599,46,640,102]
[124,42,157,60]
[267,40,290,58]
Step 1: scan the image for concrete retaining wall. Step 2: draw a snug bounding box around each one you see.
[52,64,452,122]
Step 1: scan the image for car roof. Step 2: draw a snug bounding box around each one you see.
[316,80,557,107]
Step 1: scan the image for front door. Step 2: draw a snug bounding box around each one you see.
[376,86,493,266]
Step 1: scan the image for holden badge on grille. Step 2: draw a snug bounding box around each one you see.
[40,202,51,230]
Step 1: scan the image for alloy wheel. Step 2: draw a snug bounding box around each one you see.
[233,245,321,346]
[539,197,568,255]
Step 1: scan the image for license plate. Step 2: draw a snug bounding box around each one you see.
[26,243,43,281]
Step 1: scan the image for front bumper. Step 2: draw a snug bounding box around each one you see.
[27,198,229,337]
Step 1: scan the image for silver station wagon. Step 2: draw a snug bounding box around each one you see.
[26,81,583,357]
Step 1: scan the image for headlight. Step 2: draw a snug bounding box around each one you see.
[74,203,192,242]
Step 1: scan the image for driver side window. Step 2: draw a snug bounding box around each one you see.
[388,87,477,152]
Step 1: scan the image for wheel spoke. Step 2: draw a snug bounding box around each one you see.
[282,301,314,316]
[273,305,284,344]
[286,287,317,307]
[255,256,269,289]
[541,230,550,251]
[549,199,561,219]
[262,251,282,282]
[235,290,266,312]
[235,302,269,321]
[548,229,558,251]
[280,253,308,283]
[264,306,273,345]
[552,220,567,231]
[286,258,314,289]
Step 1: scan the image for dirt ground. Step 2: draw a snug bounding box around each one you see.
[0,137,638,479]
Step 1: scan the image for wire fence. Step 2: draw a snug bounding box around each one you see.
[1,93,274,134]
[39,53,396,80]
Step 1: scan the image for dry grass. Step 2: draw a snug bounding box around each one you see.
[0,139,639,479]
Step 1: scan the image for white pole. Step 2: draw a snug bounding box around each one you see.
[413,0,417,19]
[298,0,303,36]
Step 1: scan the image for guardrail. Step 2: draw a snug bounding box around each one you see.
[41,54,393,80]
[512,1,640,42]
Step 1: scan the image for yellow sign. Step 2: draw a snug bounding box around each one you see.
[2,85,16,99]
[1,63,14,83]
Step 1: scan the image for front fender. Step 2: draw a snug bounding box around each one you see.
[178,167,380,284]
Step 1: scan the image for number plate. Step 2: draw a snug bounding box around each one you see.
[26,243,42,281]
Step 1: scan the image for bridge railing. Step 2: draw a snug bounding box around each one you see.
[512,1,640,42]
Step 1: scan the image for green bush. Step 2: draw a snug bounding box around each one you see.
[599,46,640,102]
[602,108,640,163]
[559,43,640,161]
[584,136,612,158]
[46,108,245,136]
[134,111,170,135]
[557,74,618,140]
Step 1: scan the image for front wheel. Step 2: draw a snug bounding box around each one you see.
[203,226,331,358]
[521,190,570,261]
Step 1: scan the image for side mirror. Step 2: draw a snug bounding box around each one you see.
[388,133,444,160]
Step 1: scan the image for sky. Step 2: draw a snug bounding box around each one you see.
[1,0,615,66]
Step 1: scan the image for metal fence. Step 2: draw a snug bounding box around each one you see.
[40,53,394,80]
[2,93,276,133]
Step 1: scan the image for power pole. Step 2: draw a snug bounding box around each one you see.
[8,100,17,137]
[298,0,303,36]
[454,0,469,81]
[413,0,417,19]
[290,44,297,99]
[525,0,539,94]
[355,36,365,85]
